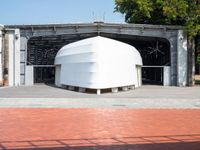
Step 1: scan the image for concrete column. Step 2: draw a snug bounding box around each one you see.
[177,30,187,86]
[163,66,171,86]
[20,37,28,85]
[187,38,195,86]
[55,65,61,87]
[20,36,34,86]
[25,65,33,86]
[168,37,178,86]
[3,29,20,86]
[136,66,142,87]
[7,31,13,86]
[20,37,27,85]
[3,32,9,86]
[14,29,20,86]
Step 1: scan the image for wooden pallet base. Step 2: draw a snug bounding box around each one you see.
[60,85,136,95]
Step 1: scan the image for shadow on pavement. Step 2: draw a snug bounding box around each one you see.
[1,134,200,150]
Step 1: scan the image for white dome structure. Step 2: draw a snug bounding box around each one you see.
[55,36,142,94]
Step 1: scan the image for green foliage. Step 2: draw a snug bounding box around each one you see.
[115,0,153,23]
[162,0,188,21]
[114,0,200,38]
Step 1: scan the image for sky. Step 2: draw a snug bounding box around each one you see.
[0,0,125,25]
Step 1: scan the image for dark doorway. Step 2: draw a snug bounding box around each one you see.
[27,33,170,85]
[34,67,55,83]
[142,67,163,85]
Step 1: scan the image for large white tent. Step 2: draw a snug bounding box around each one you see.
[55,36,142,94]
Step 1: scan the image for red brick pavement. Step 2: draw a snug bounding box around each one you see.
[0,108,200,150]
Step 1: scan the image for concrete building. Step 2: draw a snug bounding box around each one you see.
[0,22,190,87]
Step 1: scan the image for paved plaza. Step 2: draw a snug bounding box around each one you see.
[0,85,200,149]
[1,84,200,99]
[0,108,200,150]
[0,84,200,108]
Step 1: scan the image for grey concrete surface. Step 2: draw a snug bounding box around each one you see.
[0,98,200,108]
[0,84,200,108]
[0,84,200,99]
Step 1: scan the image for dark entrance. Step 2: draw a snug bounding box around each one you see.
[34,66,55,83]
[142,66,164,85]
[27,33,170,85]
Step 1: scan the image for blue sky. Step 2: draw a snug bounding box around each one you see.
[0,0,125,25]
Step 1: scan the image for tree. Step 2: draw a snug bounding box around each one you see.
[115,0,199,36]
[115,0,200,85]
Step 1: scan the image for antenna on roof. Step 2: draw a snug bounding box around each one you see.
[92,11,95,22]
[103,12,106,22]
[92,12,105,23]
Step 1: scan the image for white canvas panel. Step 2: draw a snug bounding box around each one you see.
[55,36,142,89]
